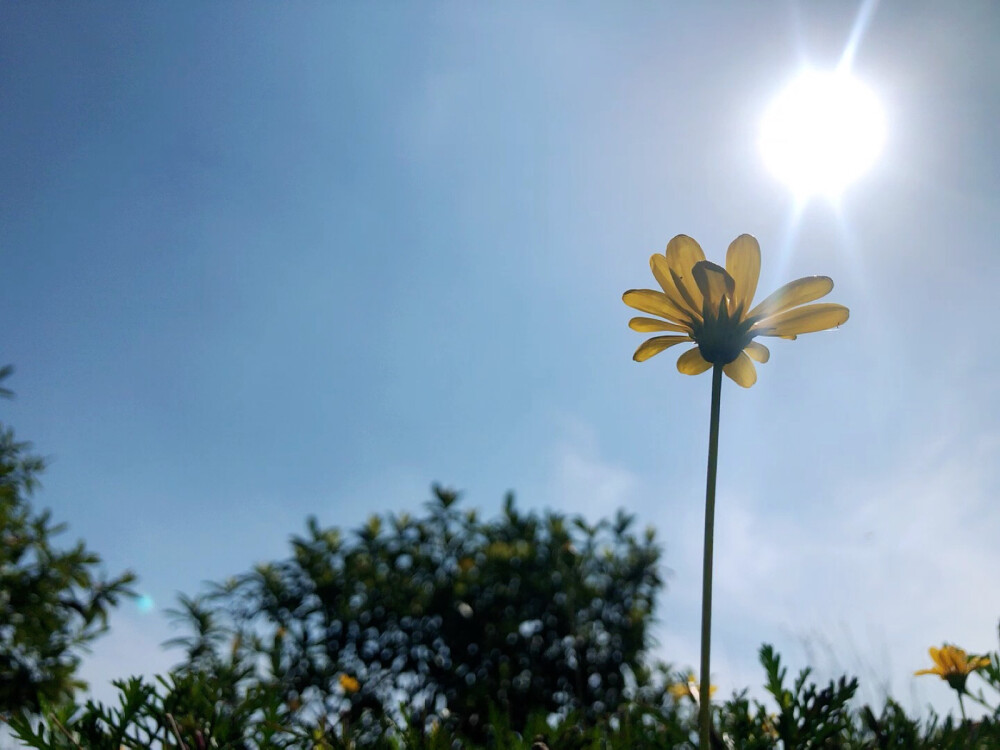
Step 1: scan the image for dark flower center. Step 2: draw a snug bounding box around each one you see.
[945,672,969,694]
[690,299,755,365]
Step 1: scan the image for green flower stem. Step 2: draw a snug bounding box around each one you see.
[699,363,723,749]
[958,691,967,722]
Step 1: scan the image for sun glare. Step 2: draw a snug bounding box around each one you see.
[759,70,885,200]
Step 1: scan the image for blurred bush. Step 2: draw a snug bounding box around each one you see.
[220,484,663,740]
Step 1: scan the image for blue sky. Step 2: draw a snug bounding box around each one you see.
[3,1,999,716]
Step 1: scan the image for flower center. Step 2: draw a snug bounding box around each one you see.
[690,300,755,365]
[945,673,969,694]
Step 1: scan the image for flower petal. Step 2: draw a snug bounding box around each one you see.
[723,351,757,388]
[942,649,960,673]
[623,289,689,324]
[633,335,691,362]
[648,254,673,293]
[753,303,849,337]
[929,647,944,669]
[651,254,701,320]
[676,346,712,375]
[669,268,703,321]
[692,261,735,317]
[629,316,690,333]
[744,341,770,363]
[725,234,761,315]
[664,235,706,312]
[747,276,834,321]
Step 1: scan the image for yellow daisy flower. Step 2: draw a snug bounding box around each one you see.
[915,645,990,693]
[338,673,360,693]
[623,234,849,387]
[667,672,717,703]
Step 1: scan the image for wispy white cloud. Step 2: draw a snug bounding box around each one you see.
[536,415,641,522]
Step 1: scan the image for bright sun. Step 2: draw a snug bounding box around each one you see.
[759,70,885,200]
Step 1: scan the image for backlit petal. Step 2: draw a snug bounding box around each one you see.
[665,235,706,313]
[676,346,712,375]
[651,254,701,319]
[943,649,961,673]
[929,648,944,669]
[623,289,689,324]
[649,254,673,293]
[753,303,849,337]
[692,261,735,317]
[744,341,770,363]
[629,316,690,333]
[747,276,834,321]
[633,335,691,362]
[669,268,703,320]
[723,352,757,388]
[725,234,761,315]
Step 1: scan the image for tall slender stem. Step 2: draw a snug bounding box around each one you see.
[699,363,723,749]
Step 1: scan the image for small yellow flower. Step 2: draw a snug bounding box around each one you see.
[338,673,360,693]
[667,672,717,703]
[623,234,849,387]
[915,645,990,693]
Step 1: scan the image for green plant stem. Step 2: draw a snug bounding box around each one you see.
[958,691,967,722]
[699,363,723,749]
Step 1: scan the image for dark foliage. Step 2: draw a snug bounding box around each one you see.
[11,631,1000,748]
[222,485,663,739]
